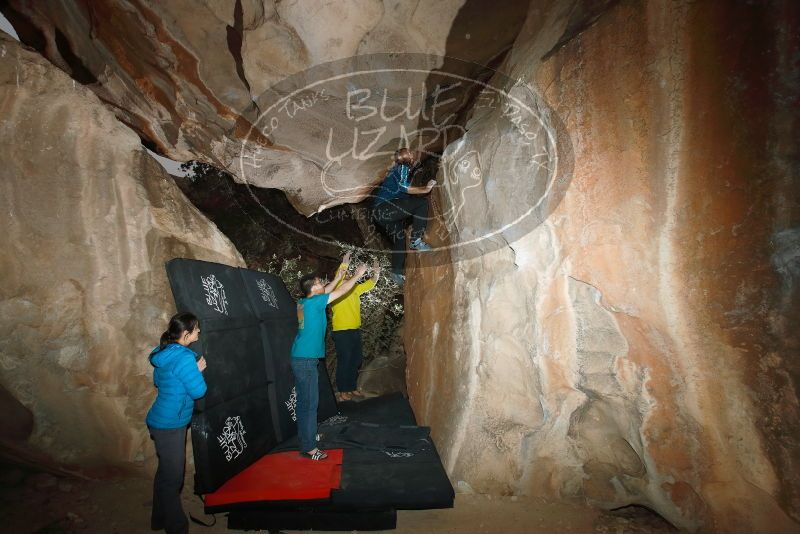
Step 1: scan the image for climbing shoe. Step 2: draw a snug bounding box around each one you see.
[388,272,405,287]
[410,237,432,251]
[300,448,328,461]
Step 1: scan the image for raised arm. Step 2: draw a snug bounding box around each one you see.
[324,251,352,293]
[355,260,379,295]
[370,258,381,285]
[324,264,346,294]
[407,179,436,195]
[328,263,368,302]
[398,158,436,195]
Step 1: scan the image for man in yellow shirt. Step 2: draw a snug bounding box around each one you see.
[330,258,381,401]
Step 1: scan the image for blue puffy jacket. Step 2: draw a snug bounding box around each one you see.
[145,344,207,429]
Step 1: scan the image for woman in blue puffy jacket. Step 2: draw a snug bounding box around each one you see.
[146,312,207,534]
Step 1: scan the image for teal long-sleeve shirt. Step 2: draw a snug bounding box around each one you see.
[373,163,412,205]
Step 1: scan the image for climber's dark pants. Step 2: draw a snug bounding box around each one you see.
[333,329,363,392]
[371,197,429,274]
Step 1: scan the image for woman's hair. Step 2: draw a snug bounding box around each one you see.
[299,274,318,297]
[155,312,199,353]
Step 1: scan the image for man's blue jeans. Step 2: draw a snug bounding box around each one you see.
[291,357,320,453]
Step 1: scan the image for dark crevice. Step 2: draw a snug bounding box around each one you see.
[139,137,160,155]
[416,0,532,154]
[0,3,46,51]
[53,27,97,85]
[605,504,677,531]
[170,161,368,274]
[432,44,515,150]
[110,105,172,159]
[226,0,251,95]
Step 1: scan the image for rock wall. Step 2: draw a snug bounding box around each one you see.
[1,0,798,531]
[0,34,244,466]
[1,0,533,214]
[406,0,799,532]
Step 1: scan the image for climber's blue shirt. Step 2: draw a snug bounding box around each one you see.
[291,293,330,358]
[373,163,411,205]
[146,343,207,429]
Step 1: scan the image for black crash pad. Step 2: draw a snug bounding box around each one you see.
[165,258,337,494]
[224,394,454,530]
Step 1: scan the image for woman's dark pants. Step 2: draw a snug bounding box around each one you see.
[149,426,189,534]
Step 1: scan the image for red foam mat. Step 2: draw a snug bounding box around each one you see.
[204,449,343,507]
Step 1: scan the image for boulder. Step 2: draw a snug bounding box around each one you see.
[358,323,407,397]
[1,0,528,214]
[0,1,798,531]
[405,1,799,531]
[0,34,244,466]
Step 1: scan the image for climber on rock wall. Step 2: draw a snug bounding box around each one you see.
[370,148,437,286]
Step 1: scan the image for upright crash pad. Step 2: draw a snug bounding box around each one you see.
[166,259,255,323]
[165,258,337,494]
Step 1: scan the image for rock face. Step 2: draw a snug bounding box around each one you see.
[0,34,244,465]
[405,1,799,532]
[1,0,531,214]
[358,323,407,397]
[0,0,798,532]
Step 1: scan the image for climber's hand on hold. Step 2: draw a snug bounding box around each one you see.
[408,179,436,195]
[329,263,369,302]
[197,356,207,372]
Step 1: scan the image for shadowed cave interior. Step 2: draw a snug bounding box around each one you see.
[0,0,798,532]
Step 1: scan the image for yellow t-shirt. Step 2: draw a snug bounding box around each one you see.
[331,264,375,331]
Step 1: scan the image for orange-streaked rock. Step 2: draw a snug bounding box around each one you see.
[1,0,532,215]
[0,34,244,467]
[406,1,799,531]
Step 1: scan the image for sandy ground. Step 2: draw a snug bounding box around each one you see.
[0,469,675,534]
